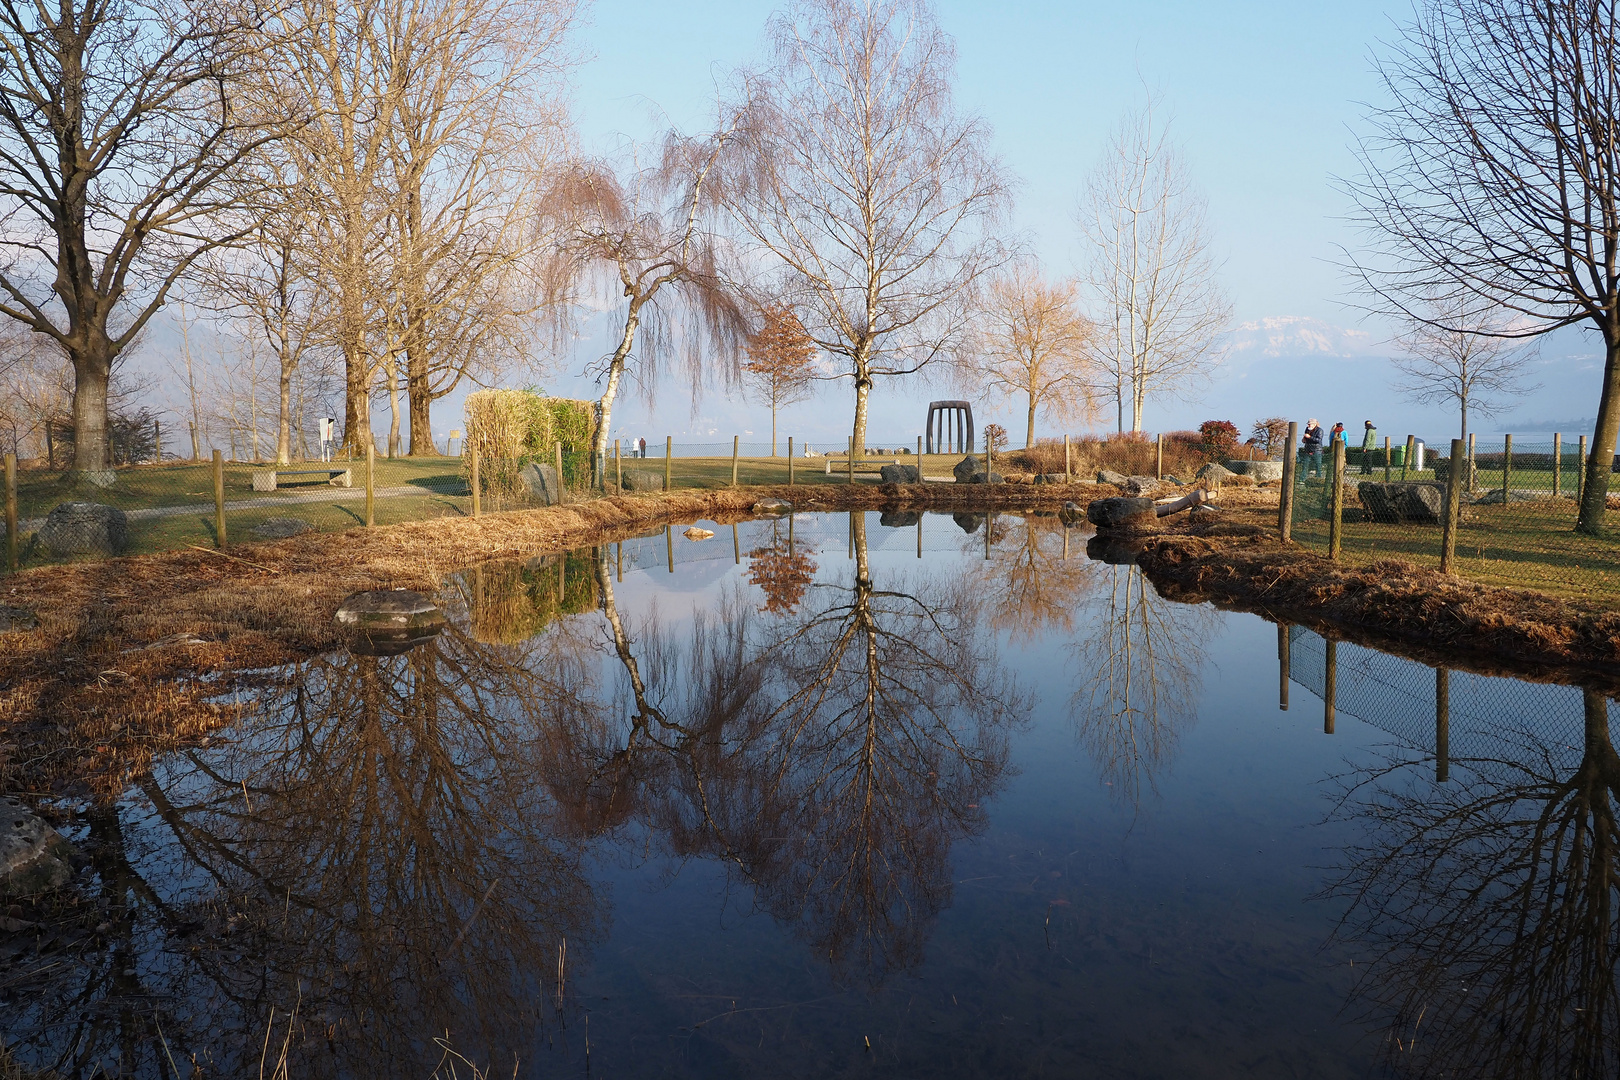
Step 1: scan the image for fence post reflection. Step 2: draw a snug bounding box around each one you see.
[1324,637,1337,735]
[1278,623,1290,712]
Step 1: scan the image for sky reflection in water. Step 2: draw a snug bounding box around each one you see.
[4,511,1618,1079]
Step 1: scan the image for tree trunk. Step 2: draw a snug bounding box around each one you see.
[1577,337,1620,534]
[69,335,114,472]
[594,301,642,487]
[386,358,401,458]
[851,345,872,459]
[277,354,293,465]
[407,343,435,455]
[771,407,777,457]
[344,341,372,457]
[1026,390,1037,449]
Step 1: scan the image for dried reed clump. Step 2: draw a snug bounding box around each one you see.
[1005,434,1210,479]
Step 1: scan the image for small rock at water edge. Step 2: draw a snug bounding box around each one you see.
[334,590,446,632]
[0,799,76,897]
[684,527,716,540]
[751,498,792,515]
[249,517,315,540]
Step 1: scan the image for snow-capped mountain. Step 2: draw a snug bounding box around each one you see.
[1224,315,1384,359]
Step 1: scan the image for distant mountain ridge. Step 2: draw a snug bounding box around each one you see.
[1224,315,1384,359]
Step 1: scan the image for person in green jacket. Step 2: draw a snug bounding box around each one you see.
[1360,420,1377,474]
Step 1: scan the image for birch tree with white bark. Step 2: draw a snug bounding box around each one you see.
[1078,103,1230,433]
[723,0,1011,458]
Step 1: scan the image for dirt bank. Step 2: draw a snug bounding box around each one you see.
[0,482,1110,799]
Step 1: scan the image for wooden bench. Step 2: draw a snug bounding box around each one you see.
[251,467,353,492]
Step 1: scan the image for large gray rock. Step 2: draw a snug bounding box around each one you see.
[0,799,75,896]
[38,502,128,556]
[751,498,792,516]
[1195,463,1235,486]
[519,462,562,505]
[1032,473,1069,484]
[1124,476,1161,496]
[1357,481,1447,525]
[249,516,314,541]
[1224,459,1284,482]
[1471,488,1559,505]
[879,464,920,484]
[334,590,446,633]
[1096,469,1129,487]
[1086,496,1158,531]
[620,468,662,492]
[966,470,1005,484]
[0,605,37,633]
[953,455,986,483]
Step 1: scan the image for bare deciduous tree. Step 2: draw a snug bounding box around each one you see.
[1344,0,1620,533]
[743,303,818,456]
[1391,301,1539,441]
[1078,101,1230,433]
[724,0,1011,457]
[542,131,748,484]
[0,0,277,472]
[961,262,1095,449]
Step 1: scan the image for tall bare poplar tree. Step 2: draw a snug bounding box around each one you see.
[962,262,1095,448]
[1078,103,1230,433]
[1345,0,1620,533]
[725,0,1010,458]
[0,0,274,472]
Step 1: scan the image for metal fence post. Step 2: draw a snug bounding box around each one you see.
[1279,421,1298,542]
[1502,433,1513,501]
[213,449,227,547]
[365,444,375,526]
[1327,439,1345,560]
[471,442,481,518]
[555,441,566,504]
[731,435,739,487]
[664,436,672,492]
[1579,434,1588,507]
[1440,438,1465,574]
[788,438,795,485]
[4,453,16,572]
[1554,432,1562,499]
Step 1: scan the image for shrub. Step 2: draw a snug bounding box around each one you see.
[462,389,598,499]
[1251,417,1289,457]
[1002,432,1208,480]
[1199,420,1240,460]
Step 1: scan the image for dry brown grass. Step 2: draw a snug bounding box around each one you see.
[0,482,1112,799]
[1004,434,1213,480]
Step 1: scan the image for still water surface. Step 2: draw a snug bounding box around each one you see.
[5,511,1616,1078]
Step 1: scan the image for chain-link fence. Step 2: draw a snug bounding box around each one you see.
[1288,435,1620,603]
[0,437,957,570]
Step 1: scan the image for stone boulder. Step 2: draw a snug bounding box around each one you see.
[879,510,921,528]
[519,462,562,505]
[953,455,986,483]
[1086,496,1158,531]
[1224,460,1284,482]
[1357,481,1448,525]
[335,590,446,633]
[879,464,920,484]
[1,799,75,897]
[1124,476,1161,496]
[1471,488,1558,505]
[1163,474,1184,485]
[1032,473,1069,484]
[965,470,1005,484]
[1096,469,1128,487]
[38,502,128,556]
[1058,500,1086,526]
[752,498,792,516]
[620,468,662,492]
[249,516,314,541]
[1195,463,1235,487]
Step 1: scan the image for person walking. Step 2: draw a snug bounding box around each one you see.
[1360,419,1378,475]
[1302,419,1324,478]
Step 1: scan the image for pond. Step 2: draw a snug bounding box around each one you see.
[3,511,1616,1078]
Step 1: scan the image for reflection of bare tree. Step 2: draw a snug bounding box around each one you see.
[11,626,605,1078]
[745,518,818,614]
[980,513,1097,639]
[1070,564,1213,804]
[650,512,1026,984]
[1327,689,1620,1077]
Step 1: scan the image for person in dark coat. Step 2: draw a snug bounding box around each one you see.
[1302,419,1324,478]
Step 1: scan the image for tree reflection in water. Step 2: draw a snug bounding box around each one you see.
[1327,687,1620,1077]
[1069,561,1215,806]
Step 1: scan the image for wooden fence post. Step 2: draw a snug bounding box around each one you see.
[1383,436,1391,483]
[788,438,795,485]
[1065,434,1072,482]
[1554,432,1562,499]
[664,436,672,492]
[1440,438,1465,574]
[731,435,740,487]
[1156,433,1163,480]
[365,444,375,526]
[615,439,622,492]
[213,449,227,547]
[555,441,566,504]
[1502,433,1513,502]
[1402,435,1415,481]
[917,436,924,482]
[1579,434,1587,507]
[1327,439,1346,561]
[471,442,481,517]
[1279,421,1298,542]
[1467,432,1477,492]
[4,453,16,572]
